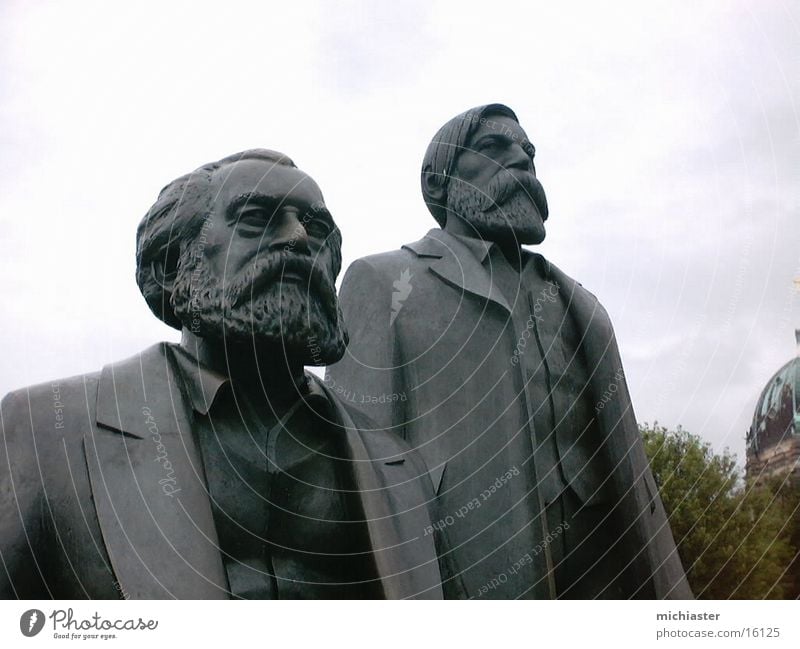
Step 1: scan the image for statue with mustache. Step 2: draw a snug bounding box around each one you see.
[327,105,692,600]
[0,149,443,599]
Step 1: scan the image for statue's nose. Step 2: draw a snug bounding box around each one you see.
[504,143,533,172]
[269,209,309,254]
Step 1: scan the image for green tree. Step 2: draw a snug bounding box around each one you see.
[641,423,797,599]
[759,472,800,597]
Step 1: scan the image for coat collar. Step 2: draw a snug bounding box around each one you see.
[402,228,555,314]
[403,229,510,313]
[94,342,187,440]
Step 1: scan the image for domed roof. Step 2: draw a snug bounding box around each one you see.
[748,352,800,454]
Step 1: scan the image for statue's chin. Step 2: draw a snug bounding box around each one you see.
[519,218,546,245]
[508,209,546,245]
[476,204,546,247]
[224,315,344,364]
[490,227,545,247]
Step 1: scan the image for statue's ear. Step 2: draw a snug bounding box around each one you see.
[150,245,180,293]
[421,164,447,204]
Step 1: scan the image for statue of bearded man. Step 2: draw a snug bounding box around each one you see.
[0,149,442,600]
[327,105,692,600]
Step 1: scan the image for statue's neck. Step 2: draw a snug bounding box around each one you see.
[443,216,524,269]
[180,328,306,405]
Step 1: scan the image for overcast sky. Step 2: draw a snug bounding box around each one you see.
[1,0,798,464]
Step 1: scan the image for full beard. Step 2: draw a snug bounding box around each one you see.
[446,168,548,245]
[171,248,348,366]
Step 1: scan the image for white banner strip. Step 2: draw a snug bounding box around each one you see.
[1,600,796,649]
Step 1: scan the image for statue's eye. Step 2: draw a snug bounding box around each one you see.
[478,137,500,152]
[523,143,536,159]
[238,208,268,227]
[305,217,332,239]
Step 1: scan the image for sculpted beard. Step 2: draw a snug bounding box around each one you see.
[171,245,347,365]
[447,168,548,245]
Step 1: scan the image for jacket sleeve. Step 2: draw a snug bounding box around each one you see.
[590,301,693,599]
[0,389,49,598]
[326,257,406,438]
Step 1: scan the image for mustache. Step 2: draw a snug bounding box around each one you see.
[481,168,549,220]
[229,250,336,309]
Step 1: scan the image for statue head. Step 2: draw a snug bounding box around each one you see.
[135,149,347,365]
[421,104,548,246]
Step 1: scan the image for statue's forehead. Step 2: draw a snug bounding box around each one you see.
[213,159,323,204]
[467,114,531,146]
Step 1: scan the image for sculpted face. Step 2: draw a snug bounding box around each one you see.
[448,115,548,245]
[171,158,347,365]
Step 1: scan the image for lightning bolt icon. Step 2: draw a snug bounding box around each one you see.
[28,611,38,632]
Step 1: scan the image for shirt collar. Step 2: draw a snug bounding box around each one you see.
[171,343,328,418]
[170,344,231,415]
[450,232,550,278]
[451,233,494,264]
[453,234,550,272]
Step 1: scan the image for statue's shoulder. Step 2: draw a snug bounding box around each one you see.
[2,370,101,418]
[347,229,444,271]
[352,247,417,269]
[99,341,172,377]
[1,343,171,436]
[544,257,600,299]
[341,247,419,290]
[1,370,102,459]
[542,257,614,326]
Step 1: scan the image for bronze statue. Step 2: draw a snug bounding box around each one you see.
[327,105,693,599]
[0,150,442,599]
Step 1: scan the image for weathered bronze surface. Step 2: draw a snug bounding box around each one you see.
[327,105,693,599]
[0,150,442,599]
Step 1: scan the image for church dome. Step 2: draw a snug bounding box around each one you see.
[748,355,800,455]
[746,330,800,484]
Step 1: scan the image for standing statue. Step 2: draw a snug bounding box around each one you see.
[326,105,692,599]
[0,149,442,599]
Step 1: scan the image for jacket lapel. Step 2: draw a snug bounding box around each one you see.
[308,376,444,599]
[87,343,228,599]
[403,229,511,313]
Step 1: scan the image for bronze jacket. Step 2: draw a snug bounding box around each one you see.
[0,342,443,599]
[326,228,692,599]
